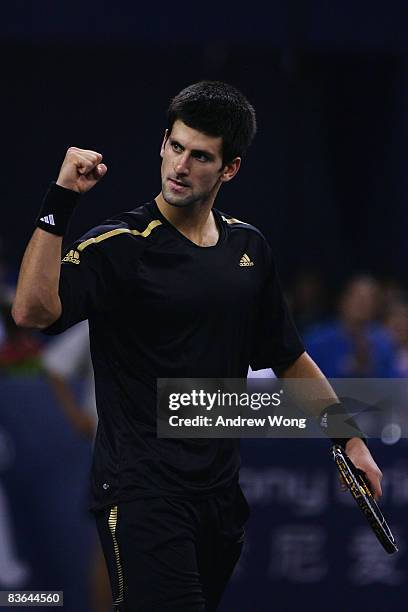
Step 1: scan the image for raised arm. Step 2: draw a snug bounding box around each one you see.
[12,147,107,329]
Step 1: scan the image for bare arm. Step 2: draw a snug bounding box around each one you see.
[281,351,338,412]
[12,147,107,329]
[280,351,383,498]
[12,230,63,329]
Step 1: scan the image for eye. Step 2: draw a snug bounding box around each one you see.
[193,152,209,163]
[171,142,183,153]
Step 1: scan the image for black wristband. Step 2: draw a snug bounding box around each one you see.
[318,401,368,449]
[36,182,80,236]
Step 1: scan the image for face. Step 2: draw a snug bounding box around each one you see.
[160,119,240,208]
[340,278,380,324]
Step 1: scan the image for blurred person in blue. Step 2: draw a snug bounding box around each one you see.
[41,321,111,611]
[12,81,384,612]
[305,275,397,378]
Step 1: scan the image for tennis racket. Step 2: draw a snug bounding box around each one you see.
[332,444,398,554]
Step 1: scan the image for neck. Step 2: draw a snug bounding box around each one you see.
[154,193,220,247]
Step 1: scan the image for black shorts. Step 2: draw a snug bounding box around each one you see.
[94,485,250,612]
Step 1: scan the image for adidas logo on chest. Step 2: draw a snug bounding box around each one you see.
[239,253,254,267]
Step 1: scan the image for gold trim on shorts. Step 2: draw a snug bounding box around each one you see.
[108,506,124,605]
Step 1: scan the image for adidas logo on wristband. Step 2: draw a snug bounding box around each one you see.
[39,214,56,226]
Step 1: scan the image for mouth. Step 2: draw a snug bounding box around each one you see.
[168,177,190,191]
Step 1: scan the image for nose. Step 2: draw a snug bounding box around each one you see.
[174,153,190,176]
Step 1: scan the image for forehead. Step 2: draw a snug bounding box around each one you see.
[169,120,223,157]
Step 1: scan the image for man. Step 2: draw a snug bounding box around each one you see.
[12,81,382,612]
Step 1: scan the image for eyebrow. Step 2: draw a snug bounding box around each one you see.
[169,138,216,161]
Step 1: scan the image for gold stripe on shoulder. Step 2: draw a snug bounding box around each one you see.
[221,215,248,225]
[77,219,162,252]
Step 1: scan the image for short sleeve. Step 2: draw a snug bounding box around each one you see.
[250,244,304,375]
[43,243,119,336]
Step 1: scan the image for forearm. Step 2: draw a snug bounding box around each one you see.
[12,147,107,329]
[12,228,62,329]
[280,351,339,416]
[281,352,366,451]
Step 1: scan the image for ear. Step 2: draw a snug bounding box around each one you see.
[160,129,169,159]
[220,157,241,183]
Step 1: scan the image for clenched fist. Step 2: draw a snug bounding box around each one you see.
[56,147,107,193]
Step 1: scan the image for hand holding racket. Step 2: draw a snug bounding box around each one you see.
[332,444,398,554]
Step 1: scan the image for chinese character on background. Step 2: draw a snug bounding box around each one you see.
[269,525,327,582]
[348,528,404,585]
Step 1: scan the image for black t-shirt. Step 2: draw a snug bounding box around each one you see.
[44,200,304,510]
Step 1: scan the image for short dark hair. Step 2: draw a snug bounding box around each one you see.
[167,81,257,165]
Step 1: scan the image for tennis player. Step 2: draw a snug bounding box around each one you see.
[12,81,382,611]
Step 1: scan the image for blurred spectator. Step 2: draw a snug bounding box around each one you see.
[288,270,328,333]
[376,277,407,320]
[304,275,396,377]
[41,322,111,612]
[384,301,408,377]
[41,321,96,438]
[0,303,43,376]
